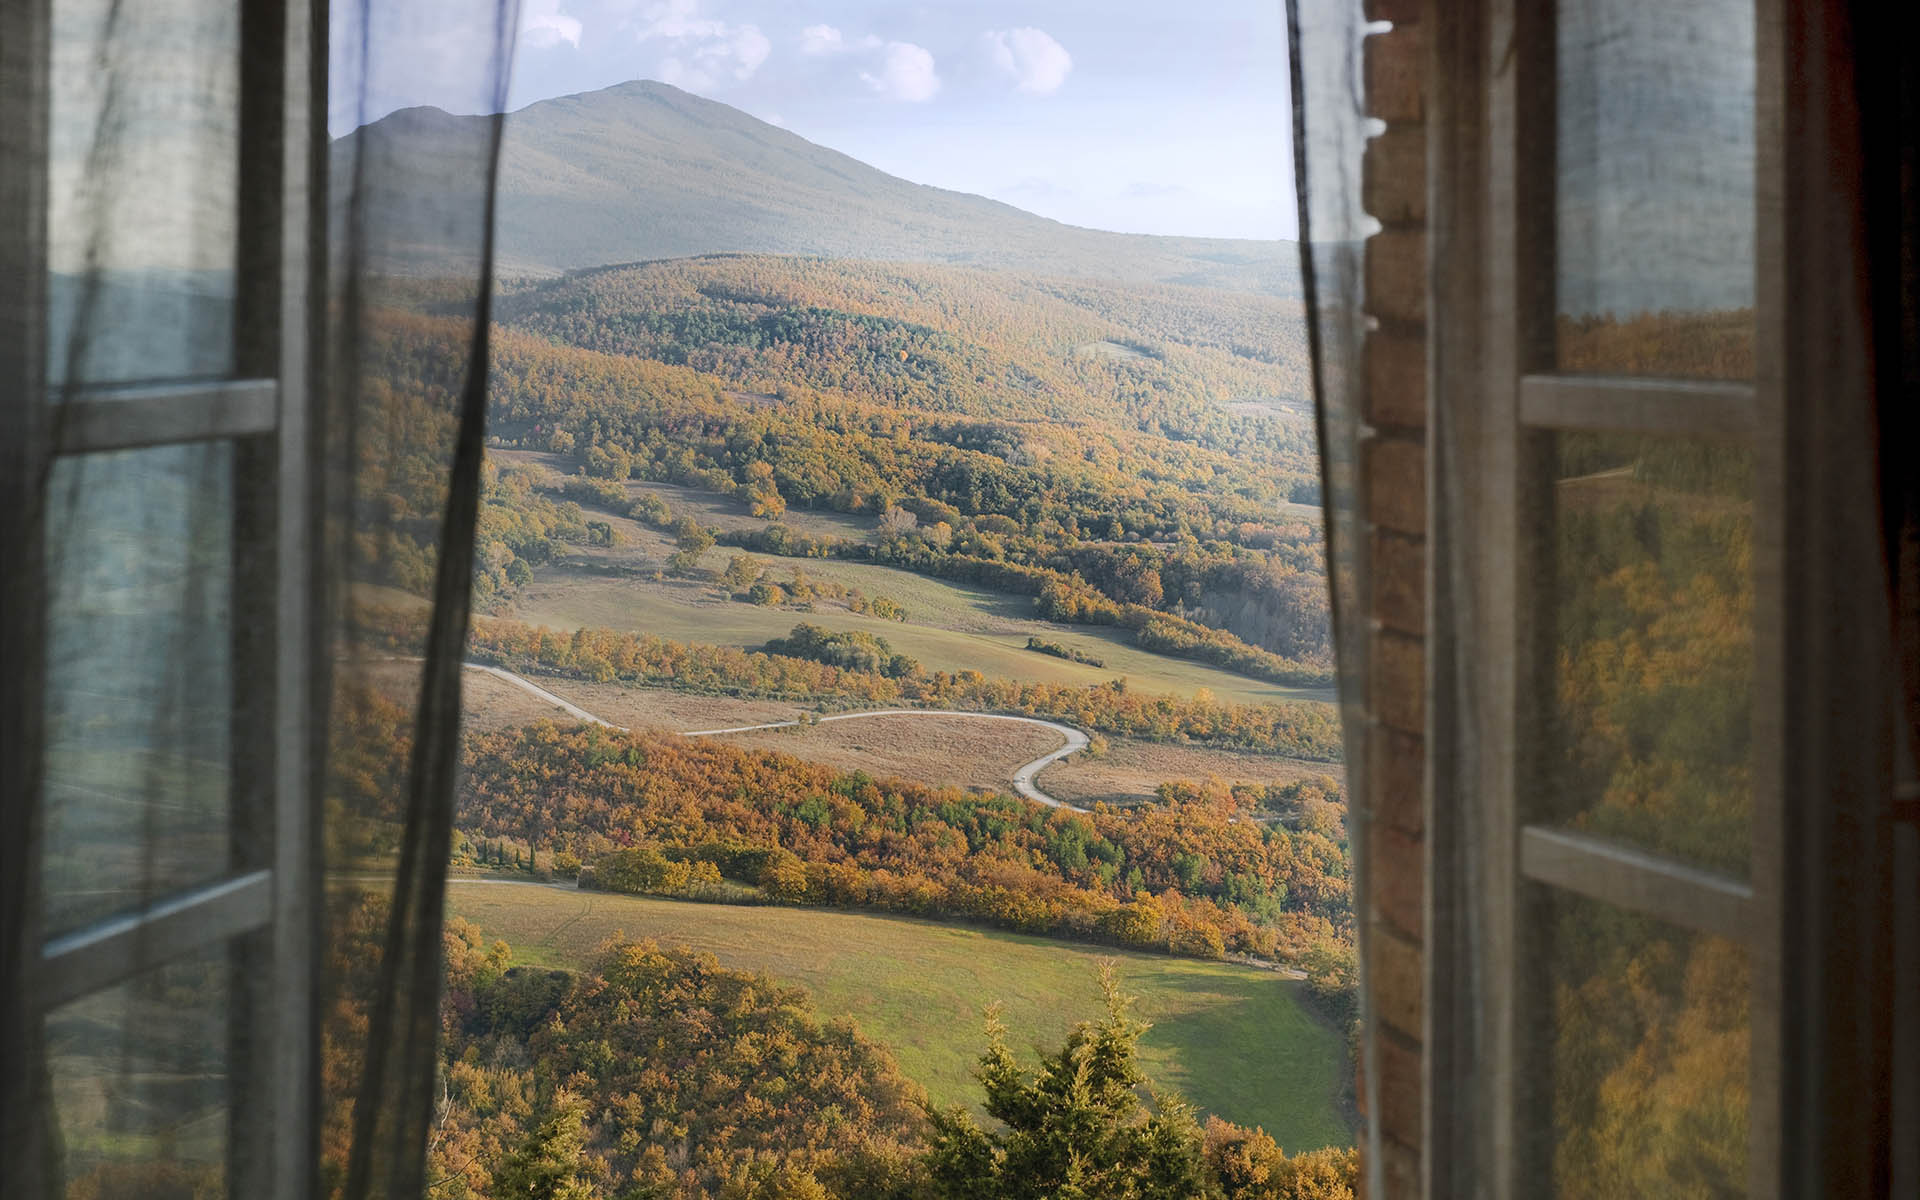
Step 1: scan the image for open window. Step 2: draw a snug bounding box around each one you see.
[1427,0,1910,1195]
[2,0,319,1192]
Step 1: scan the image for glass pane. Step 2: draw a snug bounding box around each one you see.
[1541,434,1752,878]
[42,444,236,936]
[44,944,232,1198]
[1528,887,1749,1198]
[47,0,240,386]
[1554,0,1755,379]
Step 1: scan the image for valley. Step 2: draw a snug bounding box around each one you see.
[331,71,1354,1200]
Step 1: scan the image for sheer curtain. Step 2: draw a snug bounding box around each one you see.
[2,1,517,1197]
[1286,1,1380,1196]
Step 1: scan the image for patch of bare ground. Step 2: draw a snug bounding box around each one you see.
[534,680,814,733]
[359,659,565,731]
[1039,739,1342,807]
[704,714,1065,795]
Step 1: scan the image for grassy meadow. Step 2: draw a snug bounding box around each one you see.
[508,566,1331,709]
[447,881,1353,1153]
[486,449,1335,709]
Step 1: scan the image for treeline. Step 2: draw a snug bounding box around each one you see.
[526,453,1328,687]
[402,609,1343,759]
[456,721,1352,966]
[709,525,1332,687]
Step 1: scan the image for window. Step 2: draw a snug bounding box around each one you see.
[2,0,318,1192]
[1431,1,1909,1196]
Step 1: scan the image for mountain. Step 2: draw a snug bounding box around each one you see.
[339,80,1300,295]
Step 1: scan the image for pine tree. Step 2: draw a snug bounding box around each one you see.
[924,965,1220,1200]
[490,1094,598,1200]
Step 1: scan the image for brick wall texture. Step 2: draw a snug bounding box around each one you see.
[1357,4,1426,1197]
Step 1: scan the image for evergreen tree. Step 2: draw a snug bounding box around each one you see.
[490,1094,598,1200]
[924,965,1219,1200]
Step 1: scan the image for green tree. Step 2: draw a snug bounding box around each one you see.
[668,523,716,574]
[723,553,764,593]
[490,1094,598,1200]
[925,966,1218,1200]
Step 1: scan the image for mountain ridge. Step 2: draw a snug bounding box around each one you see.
[339,79,1300,295]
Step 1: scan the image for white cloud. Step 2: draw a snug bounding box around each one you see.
[634,0,769,91]
[637,0,723,40]
[861,41,940,103]
[520,0,582,49]
[799,23,842,55]
[985,27,1073,96]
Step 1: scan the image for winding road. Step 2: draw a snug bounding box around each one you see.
[465,663,1092,811]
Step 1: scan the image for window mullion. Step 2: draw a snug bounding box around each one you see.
[1519,825,1755,940]
[35,870,274,1012]
[1518,373,1756,438]
[52,378,279,454]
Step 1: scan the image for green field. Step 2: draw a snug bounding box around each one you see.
[447,882,1353,1152]
[510,566,1333,709]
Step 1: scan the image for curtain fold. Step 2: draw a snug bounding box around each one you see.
[1286,1,1380,1195]
[323,3,517,1196]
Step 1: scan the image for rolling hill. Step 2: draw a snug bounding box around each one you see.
[338,79,1302,293]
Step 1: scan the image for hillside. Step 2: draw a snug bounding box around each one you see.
[339,80,1301,292]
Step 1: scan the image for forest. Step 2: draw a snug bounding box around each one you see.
[370,256,1337,677]
[453,719,1351,975]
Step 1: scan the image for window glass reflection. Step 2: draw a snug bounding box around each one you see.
[1555,0,1755,379]
[1542,434,1753,879]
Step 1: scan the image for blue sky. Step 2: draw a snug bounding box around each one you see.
[344,1,1297,240]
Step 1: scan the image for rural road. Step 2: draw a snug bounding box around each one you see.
[465,663,1092,812]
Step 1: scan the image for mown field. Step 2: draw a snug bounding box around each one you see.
[447,882,1353,1153]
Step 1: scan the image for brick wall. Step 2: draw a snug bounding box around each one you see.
[1358,1,1427,1196]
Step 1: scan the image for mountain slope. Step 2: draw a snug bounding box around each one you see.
[342,80,1300,294]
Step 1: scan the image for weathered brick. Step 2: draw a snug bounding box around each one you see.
[1364,0,1423,24]
[1366,436,1426,537]
[1371,726,1425,838]
[1366,229,1427,325]
[1365,327,1426,430]
[1371,925,1423,1039]
[1375,1029,1424,1152]
[1370,821,1424,940]
[1378,1134,1421,1200]
[1373,529,1424,637]
[1364,126,1427,227]
[1371,627,1425,735]
[1364,24,1425,123]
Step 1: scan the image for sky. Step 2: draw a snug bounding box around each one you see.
[339,1,1297,241]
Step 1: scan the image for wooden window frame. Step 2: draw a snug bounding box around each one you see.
[1,1,320,1196]
[1427,0,1897,1197]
